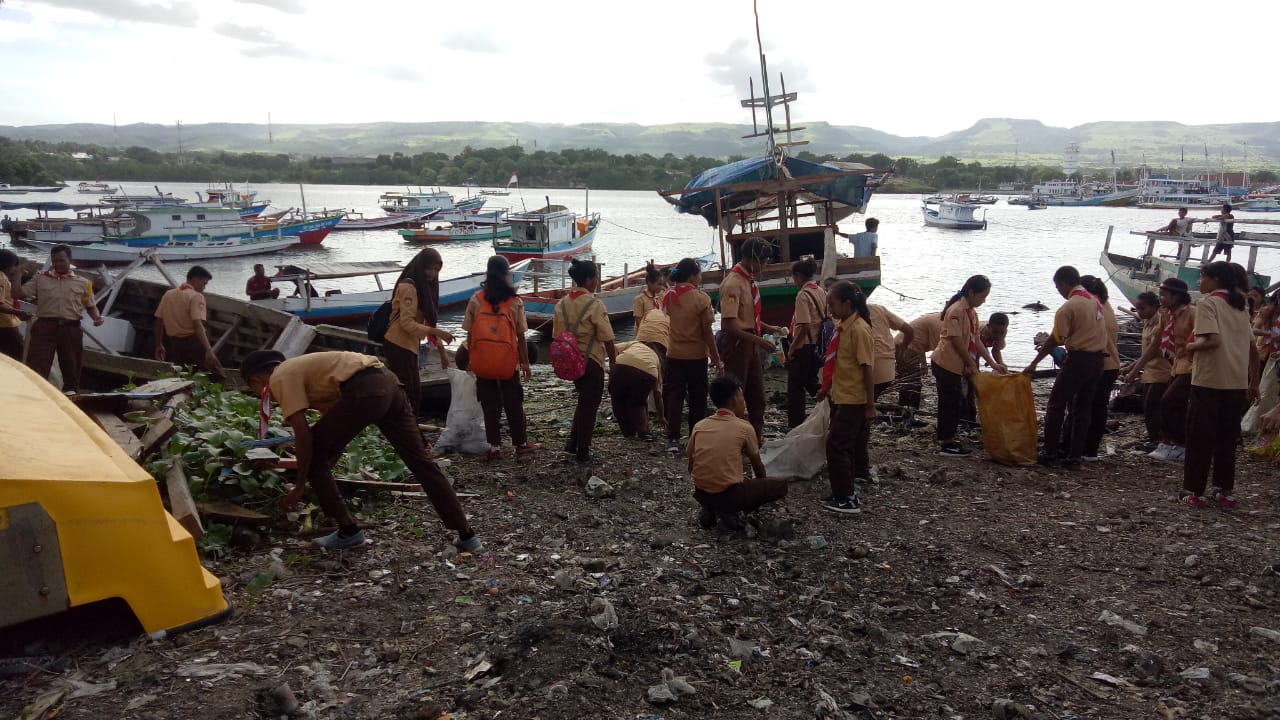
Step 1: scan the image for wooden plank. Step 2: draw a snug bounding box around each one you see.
[336,477,423,492]
[133,378,196,397]
[196,499,269,524]
[164,458,203,541]
[139,391,187,460]
[90,411,144,460]
[210,315,243,355]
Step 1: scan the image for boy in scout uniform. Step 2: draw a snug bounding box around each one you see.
[20,243,104,392]
[718,238,786,442]
[154,265,224,376]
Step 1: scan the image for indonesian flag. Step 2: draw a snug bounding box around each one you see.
[507,172,518,189]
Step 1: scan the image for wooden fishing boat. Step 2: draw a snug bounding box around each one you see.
[334,209,437,231]
[399,222,512,244]
[77,181,119,194]
[494,201,599,261]
[922,200,987,230]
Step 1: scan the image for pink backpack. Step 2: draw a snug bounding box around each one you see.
[551,297,600,380]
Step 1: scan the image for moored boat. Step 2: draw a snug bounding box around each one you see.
[77,181,119,194]
[378,187,486,214]
[398,222,512,244]
[334,209,437,231]
[1242,197,1280,212]
[922,200,987,230]
[494,202,599,261]
[0,184,64,194]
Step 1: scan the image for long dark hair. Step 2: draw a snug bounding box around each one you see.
[1202,261,1246,311]
[1079,275,1109,303]
[396,247,442,325]
[670,258,701,284]
[644,261,662,285]
[481,255,516,309]
[941,274,991,318]
[830,280,871,325]
[0,248,18,273]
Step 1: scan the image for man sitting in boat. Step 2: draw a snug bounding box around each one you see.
[1153,207,1195,237]
[245,264,280,301]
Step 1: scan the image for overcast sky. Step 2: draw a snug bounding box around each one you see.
[0,0,1274,137]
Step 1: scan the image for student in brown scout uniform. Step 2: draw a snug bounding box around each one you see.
[719,238,786,442]
[868,301,913,401]
[816,281,876,514]
[933,275,1005,456]
[553,259,617,464]
[688,375,787,530]
[240,349,480,551]
[153,265,224,376]
[1124,278,1195,463]
[1120,292,1171,453]
[662,258,720,454]
[1180,262,1259,509]
[20,243,104,392]
[632,262,667,328]
[384,248,454,415]
[0,249,30,360]
[895,311,944,417]
[610,315,667,441]
[461,255,540,459]
[785,258,826,428]
[1076,276,1120,461]
[1023,266,1108,469]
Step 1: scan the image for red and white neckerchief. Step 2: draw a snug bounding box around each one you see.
[568,289,589,300]
[43,270,73,280]
[1264,309,1280,354]
[820,323,843,394]
[1161,305,1188,359]
[965,307,979,361]
[641,289,661,314]
[258,387,272,440]
[662,283,697,313]
[1070,286,1104,321]
[714,409,735,418]
[731,265,762,334]
[790,282,822,339]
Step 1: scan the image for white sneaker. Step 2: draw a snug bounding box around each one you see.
[1081,455,1101,463]
[1165,446,1186,463]
[1147,444,1171,461]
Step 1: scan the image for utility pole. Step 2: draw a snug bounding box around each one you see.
[176,120,184,162]
[268,112,273,145]
[112,112,118,148]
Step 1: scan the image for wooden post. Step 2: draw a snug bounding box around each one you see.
[714,188,726,269]
[164,456,203,541]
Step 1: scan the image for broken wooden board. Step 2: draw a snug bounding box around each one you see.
[132,377,196,398]
[138,392,188,460]
[196,499,269,524]
[90,411,144,460]
[164,457,203,541]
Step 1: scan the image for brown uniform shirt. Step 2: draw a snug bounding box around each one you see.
[634,309,670,348]
[1053,291,1108,352]
[22,271,94,321]
[791,283,827,349]
[632,290,661,325]
[384,282,433,353]
[904,313,944,354]
[868,304,906,386]
[831,314,875,405]
[1101,302,1121,371]
[1141,313,1172,383]
[664,284,715,360]
[1191,294,1252,390]
[688,411,758,493]
[552,289,613,367]
[933,300,977,375]
[718,267,757,333]
[616,341,662,388]
[269,351,382,419]
[1168,304,1196,376]
[0,273,18,329]
[154,285,207,338]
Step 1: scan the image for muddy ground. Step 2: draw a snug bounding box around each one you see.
[3,368,1280,720]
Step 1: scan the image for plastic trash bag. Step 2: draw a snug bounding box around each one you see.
[761,400,830,480]
[1247,431,1280,462]
[971,372,1037,465]
[434,369,490,455]
[1241,355,1278,434]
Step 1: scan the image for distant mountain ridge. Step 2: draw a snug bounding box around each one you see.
[3,118,1276,167]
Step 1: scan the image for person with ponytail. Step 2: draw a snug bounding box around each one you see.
[553,258,617,464]
[1180,261,1259,508]
[633,261,668,329]
[462,255,539,459]
[663,257,720,454]
[1075,276,1121,461]
[785,257,826,428]
[385,248,453,415]
[932,275,1005,456]
[1024,266,1107,469]
[1124,278,1195,462]
[815,281,874,514]
[1120,291,1171,451]
[719,238,786,442]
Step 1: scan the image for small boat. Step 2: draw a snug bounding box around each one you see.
[479,172,519,196]
[334,209,438,231]
[398,222,512,244]
[1242,197,1280,212]
[1027,200,1048,210]
[434,207,506,224]
[77,181,119,194]
[494,200,599,261]
[196,184,270,219]
[378,187,486,214]
[517,258,689,329]
[955,193,998,205]
[0,184,65,194]
[1098,219,1278,306]
[101,186,187,206]
[922,200,987,230]
[27,233,303,264]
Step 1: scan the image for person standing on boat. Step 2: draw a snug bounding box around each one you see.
[662,258,720,454]
[1155,207,1195,236]
[1207,203,1237,263]
[153,265,224,377]
[239,349,480,551]
[385,248,454,416]
[1022,266,1107,470]
[0,249,31,360]
[840,218,879,258]
[245,263,280,301]
[19,243,104,393]
[719,238,787,442]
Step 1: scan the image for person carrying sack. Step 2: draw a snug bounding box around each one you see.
[463,255,540,460]
[551,259,616,464]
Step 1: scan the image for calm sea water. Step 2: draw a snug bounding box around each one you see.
[6,182,1277,365]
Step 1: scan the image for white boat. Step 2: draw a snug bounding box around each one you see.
[479,171,519,197]
[77,181,119,194]
[1136,176,1239,209]
[922,200,987,230]
[334,209,437,231]
[26,232,301,264]
[1243,197,1280,212]
[101,186,187,206]
[378,187,487,214]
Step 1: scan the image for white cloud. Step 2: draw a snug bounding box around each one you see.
[20,0,199,27]
[441,29,502,54]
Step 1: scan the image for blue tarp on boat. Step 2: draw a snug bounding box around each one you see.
[671,156,873,228]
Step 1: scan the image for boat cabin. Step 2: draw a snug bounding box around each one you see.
[378,189,456,213]
[501,206,586,251]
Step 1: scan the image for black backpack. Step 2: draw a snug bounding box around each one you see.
[367,301,393,343]
[801,289,836,359]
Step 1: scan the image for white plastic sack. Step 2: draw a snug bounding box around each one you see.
[435,369,490,455]
[761,400,830,480]
[1242,355,1279,434]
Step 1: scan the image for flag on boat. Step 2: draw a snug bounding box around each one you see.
[507,172,518,189]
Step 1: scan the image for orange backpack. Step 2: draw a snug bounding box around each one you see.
[469,293,520,380]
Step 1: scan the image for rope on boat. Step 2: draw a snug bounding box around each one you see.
[599,218,689,241]
[876,284,924,302]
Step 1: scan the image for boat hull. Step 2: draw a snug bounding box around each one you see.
[335,210,434,231]
[257,269,492,323]
[1099,247,1270,306]
[27,235,301,264]
[495,226,596,261]
[922,207,986,230]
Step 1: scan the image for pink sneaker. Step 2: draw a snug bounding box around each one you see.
[1179,493,1211,509]
[516,442,543,454]
[1212,491,1238,510]
[484,447,503,460]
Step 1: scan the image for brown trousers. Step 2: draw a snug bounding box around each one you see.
[27,318,83,392]
[786,345,820,428]
[694,478,788,516]
[1083,369,1119,457]
[664,357,709,441]
[1161,374,1191,445]
[166,334,206,367]
[383,341,422,415]
[932,362,965,443]
[570,359,605,452]
[476,373,528,447]
[309,367,468,531]
[827,403,871,497]
[1142,381,1169,443]
[1183,385,1248,495]
[609,363,657,437]
[722,338,765,440]
[1043,350,1104,460]
[0,326,22,360]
